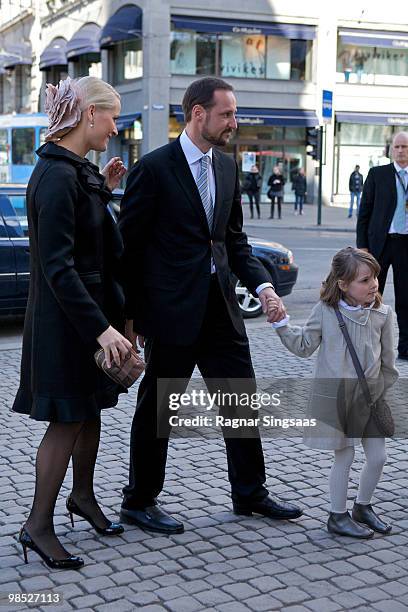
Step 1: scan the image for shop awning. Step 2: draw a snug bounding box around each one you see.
[100,5,143,48]
[171,105,318,127]
[171,16,316,39]
[338,29,408,49]
[39,37,67,70]
[336,112,408,126]
[67,23,101,60]
[1,43,32,68]
[116,112,141,131]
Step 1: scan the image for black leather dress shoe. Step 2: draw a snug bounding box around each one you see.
[120,505,184,534]
[233,496,303,520]
[352,503,392,534]
[327,511,374,538]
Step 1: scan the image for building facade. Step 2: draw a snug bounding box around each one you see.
[1,0,408,204]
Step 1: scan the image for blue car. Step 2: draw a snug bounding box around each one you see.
[0,187,298,318]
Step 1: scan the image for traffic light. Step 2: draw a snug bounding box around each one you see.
[306,127,320,160]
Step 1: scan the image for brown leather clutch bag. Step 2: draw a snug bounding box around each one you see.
[94,347,145,389]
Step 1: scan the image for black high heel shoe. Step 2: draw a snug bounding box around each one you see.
[66,495,124,536]
[19,527,84,570]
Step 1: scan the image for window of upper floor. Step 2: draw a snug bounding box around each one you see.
[170,20,314,82]
[337,30,408,86]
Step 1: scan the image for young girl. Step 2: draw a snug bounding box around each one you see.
[272,247,398,538]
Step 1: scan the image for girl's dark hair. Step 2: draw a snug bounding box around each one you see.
[182,77,234,122]
[320,246,382,307]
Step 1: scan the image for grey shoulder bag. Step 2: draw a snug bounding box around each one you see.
[334,307,394,437]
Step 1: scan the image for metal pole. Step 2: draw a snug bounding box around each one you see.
[317,126,323,226]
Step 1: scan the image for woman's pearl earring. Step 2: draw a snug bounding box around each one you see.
[90,122,94,128]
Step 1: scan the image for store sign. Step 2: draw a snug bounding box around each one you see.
[238,116,265,125]
[232,26,263,35]
[393,40,408,48]
[388,117,408,125]
[242,151,257,172]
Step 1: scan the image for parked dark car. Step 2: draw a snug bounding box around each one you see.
[0,187,298,318]
[0,185,30,315]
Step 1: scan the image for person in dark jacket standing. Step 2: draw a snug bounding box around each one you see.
[242,164,262,218]
[12,77,130,569]
[267,166,285,219]
[292,168,307,215]
[357,131,408,360]
[348,165,364,218]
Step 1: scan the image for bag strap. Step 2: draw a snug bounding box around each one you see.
[334,306,373,407]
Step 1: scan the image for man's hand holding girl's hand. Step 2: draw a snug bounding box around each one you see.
[258,287,287,323]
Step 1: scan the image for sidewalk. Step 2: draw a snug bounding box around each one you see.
[242,202,357,233]
[1,326,408,612]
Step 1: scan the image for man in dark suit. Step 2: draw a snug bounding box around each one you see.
[357,131,408,360]
[118,77,302,533]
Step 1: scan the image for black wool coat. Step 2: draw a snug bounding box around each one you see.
[12,143,125,422]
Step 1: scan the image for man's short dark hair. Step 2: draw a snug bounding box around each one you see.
[182,77,234,122]
[355,165,360,169]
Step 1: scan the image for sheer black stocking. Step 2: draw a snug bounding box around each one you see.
[70,418,111,530]
[24,421,85,560]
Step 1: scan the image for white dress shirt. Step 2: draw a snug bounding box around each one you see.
[179,130,273,295]
[389,161,408,234]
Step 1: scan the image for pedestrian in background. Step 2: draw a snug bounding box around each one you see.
[12,76,129,569]
[348,164,364,218]
[271,247,398,539]
[267,165,285,219]
[242,164,262,219]
[292,167,307,215]
[357,131,408,360]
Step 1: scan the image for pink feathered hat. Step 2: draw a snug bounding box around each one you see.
[44,76,82,142]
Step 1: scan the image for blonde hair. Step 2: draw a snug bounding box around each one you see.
[76,76,120,111]
[320,246,382,308]
[44,76,120,141]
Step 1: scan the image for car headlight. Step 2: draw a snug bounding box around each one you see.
[264,251,290,265]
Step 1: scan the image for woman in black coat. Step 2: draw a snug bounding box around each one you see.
[12,76,131,569]
[267,166,285,219]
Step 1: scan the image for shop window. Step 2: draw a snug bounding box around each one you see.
[220,34,265,79]
[337,41,408,85]
[266,37,290,79]
[170,28,312,81]
[338,123,393,145]
[15,65,31,113]
[45,66,68,86]
[285,127,306,141]
[170,30,216,75]
[73,54,101,78]
[290,40,312,81]
[1,72,13,113]
[11,128,35,165]
[113,39,142,83]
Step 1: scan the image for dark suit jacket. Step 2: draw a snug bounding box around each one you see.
[356,163,397,261]
[118,138,271,345]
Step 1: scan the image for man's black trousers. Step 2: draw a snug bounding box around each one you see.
[122,276,268,510]
[378,234,408,356]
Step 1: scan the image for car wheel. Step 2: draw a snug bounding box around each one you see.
[235,279,262,318]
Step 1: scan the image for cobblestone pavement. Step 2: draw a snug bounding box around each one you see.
[1,324,408,612]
